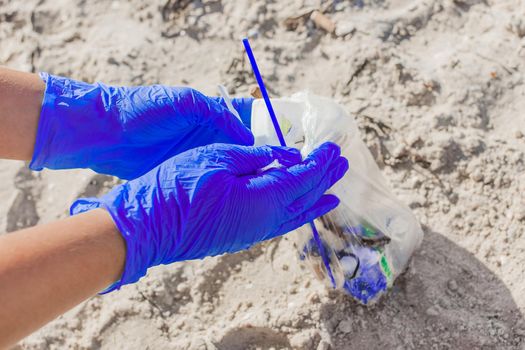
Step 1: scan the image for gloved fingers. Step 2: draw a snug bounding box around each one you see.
[212,96,254,129]
[286,156,348,215]
[273,142,344,201]
[199,98,255,146]
[268,194,340,240]
[230,97,253,129]
[302,141,342,168]
[162,88,254,146]
[228,145,303,175]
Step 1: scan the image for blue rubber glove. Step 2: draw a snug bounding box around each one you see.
[30,72,254,180]
[71,142,348,291]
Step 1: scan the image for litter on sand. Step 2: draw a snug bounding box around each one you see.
[242,38,423,304]
[250,92,423,304]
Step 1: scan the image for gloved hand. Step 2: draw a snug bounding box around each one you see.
[30,72,254,180]
[71,142,348,291]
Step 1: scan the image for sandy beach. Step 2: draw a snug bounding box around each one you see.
[1,0,524,348]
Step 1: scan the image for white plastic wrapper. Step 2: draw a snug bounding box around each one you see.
[251,92,423,304]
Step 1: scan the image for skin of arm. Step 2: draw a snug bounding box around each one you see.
[0,67,124,346]
[0,68,125,346]
[0,209,125,348]
[0,66,45,161]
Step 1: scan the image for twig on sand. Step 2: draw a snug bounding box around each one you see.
[474,52,514,75]
[342,59,370,96]
[138,290,167,319]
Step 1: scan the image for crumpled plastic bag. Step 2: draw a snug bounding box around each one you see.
[251,92,423,304]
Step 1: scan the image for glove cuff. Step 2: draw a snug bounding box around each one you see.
[29,72,57,171]
[70,188,149,293]
[29,72,123,174]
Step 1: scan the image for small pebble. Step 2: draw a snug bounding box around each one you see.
[425,306,440,316]
[447,279,458,291]
[337,319,353,334]
[470,170,484,182]
[176,282,189,293]
[308,293,320,304]
[335,21,355,37]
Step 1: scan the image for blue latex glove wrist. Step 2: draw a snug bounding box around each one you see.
[71,142,348,292]
[30,72,254,179]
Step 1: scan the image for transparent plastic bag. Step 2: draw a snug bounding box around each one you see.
[251,92,423,304]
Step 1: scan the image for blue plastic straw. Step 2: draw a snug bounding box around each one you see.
[242,38,336,287]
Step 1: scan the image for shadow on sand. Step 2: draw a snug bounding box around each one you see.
[319,228,524,349]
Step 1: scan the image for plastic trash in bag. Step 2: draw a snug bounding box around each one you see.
[250,92,423,304]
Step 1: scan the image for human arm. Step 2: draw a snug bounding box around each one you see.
[0,142,347,347]
[70,142,348,290]
[0,67,254,179]
[29,72,255,179]
[0,67,45,160]
[0,209,125,348]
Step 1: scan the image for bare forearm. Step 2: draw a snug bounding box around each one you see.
[0,67,45,161]
[0,209,125,348]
